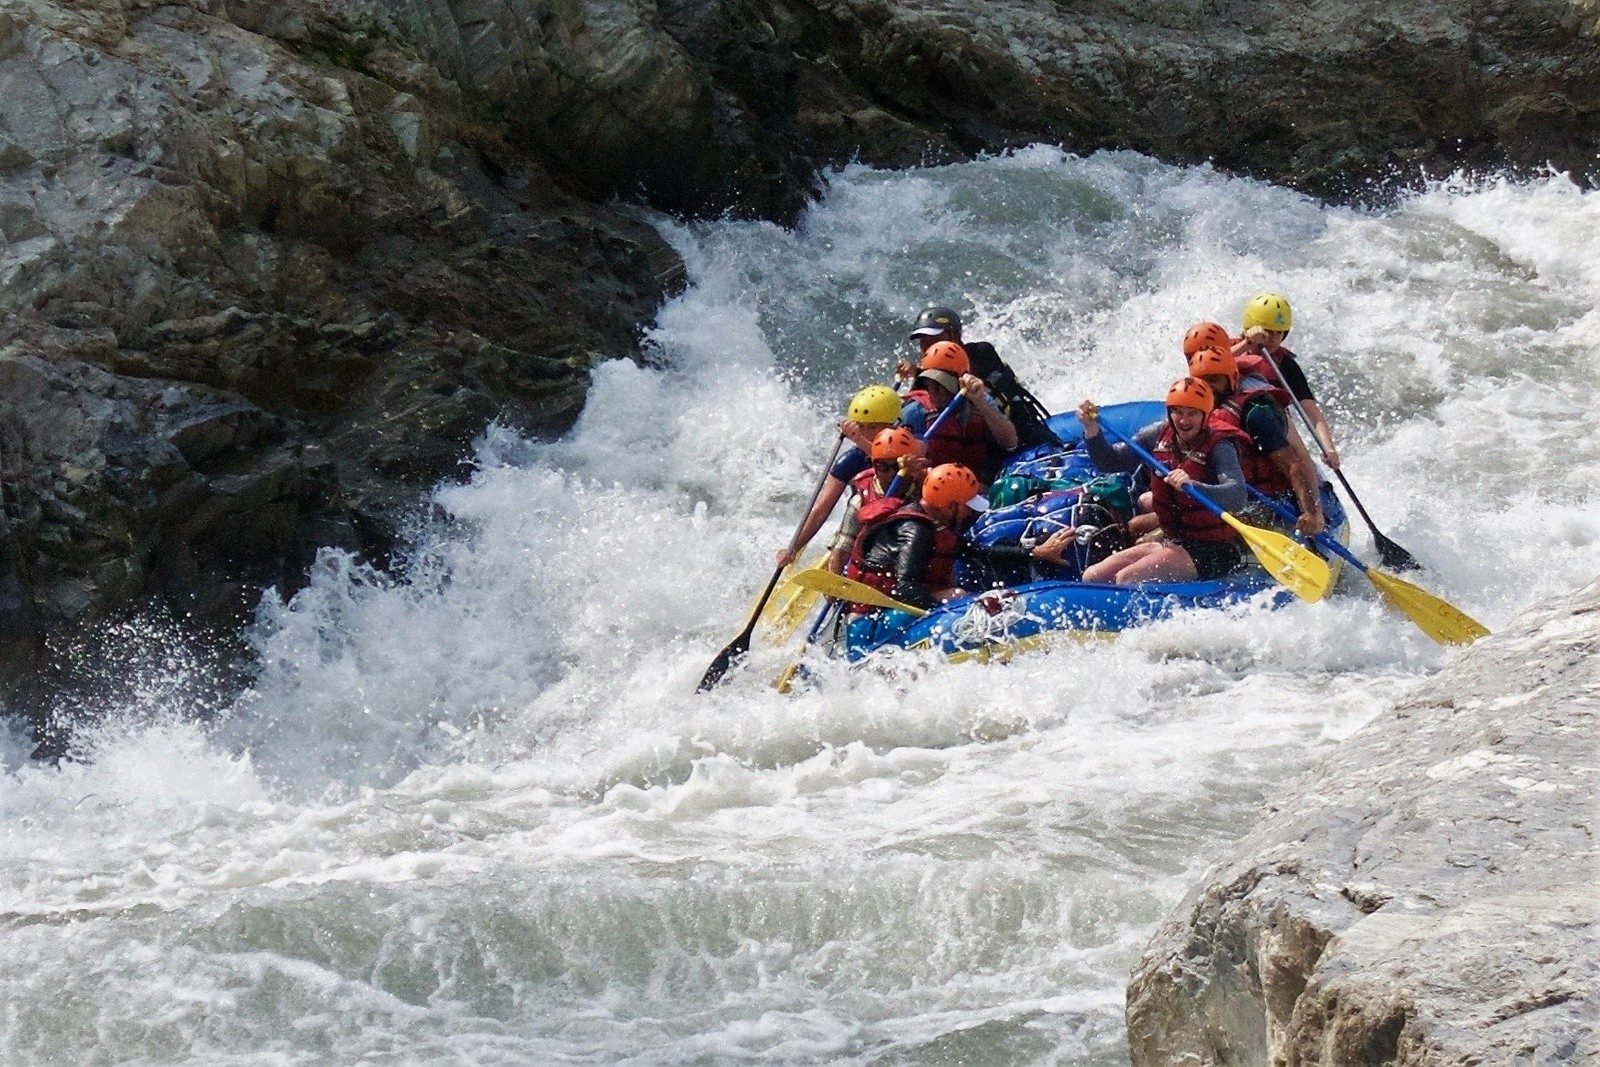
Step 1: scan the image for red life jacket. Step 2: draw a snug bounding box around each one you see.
[1149,423,1247,544]
[843,501,957,613]
[1209,383,1294,497]
[905,389,1004,483]
[850,466,887,505]
[1233,346,1303,396]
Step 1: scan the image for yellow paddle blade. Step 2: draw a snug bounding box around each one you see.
[1366,566,1491,645]
[773,661,802,694]
[789,569,928,617]
[1220,512,1332,603]
[760,556,827,643]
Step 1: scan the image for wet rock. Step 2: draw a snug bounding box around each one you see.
[1126,580,1600,1064]
[0,0,681,708]
[386,0,1600,213]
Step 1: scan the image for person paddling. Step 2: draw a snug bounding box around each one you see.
[1077,379,1250,584]
[905,306,1058,448]
[776,384,904,571]
[1232,293,1342,470]
[843,463,988,616]
[1187,346,1325,538]
[899,341,1018,484]
[826,427,928,573]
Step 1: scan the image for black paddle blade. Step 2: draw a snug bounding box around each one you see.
[1374,531,1422,572]
[696,634,750,692]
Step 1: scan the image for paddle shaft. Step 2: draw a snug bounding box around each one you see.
[1094,422,1235,522]
[1250,346,1420,569]
[884,394,965,498]
[697,434,846,691]
[1240,482,1366,572]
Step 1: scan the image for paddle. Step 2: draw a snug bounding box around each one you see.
[760,553,828,644]
[768,394,968,689]
[773,598,843,693]
[697,434,847,692]
[1250,350,1422,571]
[1239,486,1490,645]
[1096,422,1332,603]
[788,567,929,617]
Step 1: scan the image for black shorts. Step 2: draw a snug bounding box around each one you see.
[1178,538,1244,581]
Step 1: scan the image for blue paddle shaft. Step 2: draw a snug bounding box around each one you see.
[1240,483,1368,574]
[884,394,965,498]
[1096,421,1228,518]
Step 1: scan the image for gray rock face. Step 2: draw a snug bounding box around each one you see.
[382,0,1600,212]
[0,0,681,702]
[1126,580,1600,1065]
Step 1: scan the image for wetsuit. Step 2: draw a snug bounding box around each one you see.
[849,504,957,612]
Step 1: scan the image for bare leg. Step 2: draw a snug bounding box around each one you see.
[1082,542,1164,583]
[1111,542,1198,584]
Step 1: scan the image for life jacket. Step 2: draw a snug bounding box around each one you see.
[849,466,888,506]
[843,501,957,613]
[1209,380,1294,497]
[1233,345,1302,396]
[1149,423,1248,544]
[905,389,1004,483]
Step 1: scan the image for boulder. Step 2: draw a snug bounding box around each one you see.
[1126,580,1600,1064]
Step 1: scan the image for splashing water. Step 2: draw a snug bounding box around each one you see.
[4,149,1597,1063]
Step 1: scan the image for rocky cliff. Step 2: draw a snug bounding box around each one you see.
[2,0,1597,717]
[1126,579,1599,1064]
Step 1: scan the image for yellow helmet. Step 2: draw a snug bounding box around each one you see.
[846,384,903,425]
[1242,292,1292,333]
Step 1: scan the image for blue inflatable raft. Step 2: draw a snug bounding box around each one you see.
[841,400,1349,663]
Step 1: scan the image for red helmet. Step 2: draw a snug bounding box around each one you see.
[869,426,921,461]
[1165,376,1215,414]
[1186,347,1239,390]
[921,463,982,508]
[1182,321,1232,357]
[919,340,970,377]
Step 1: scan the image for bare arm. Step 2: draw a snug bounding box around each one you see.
[777,475,847,568]
[1299,398,1340,471]
[961,375,1019,451]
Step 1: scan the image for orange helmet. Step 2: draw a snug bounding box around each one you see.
[1186,347,1239,390]
[869,426,921,462]
[1182,321,1232,357]
[1165,376,1215,414]
[919,340,970,377]
[921,463,982,508]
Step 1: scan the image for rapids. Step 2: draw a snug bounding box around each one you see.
[3,147,1597,1063]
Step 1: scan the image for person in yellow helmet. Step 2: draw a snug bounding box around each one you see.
[776,384,908,571]
[1234,292,1342,471]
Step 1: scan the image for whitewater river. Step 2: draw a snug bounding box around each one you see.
[4,149,1598,1063]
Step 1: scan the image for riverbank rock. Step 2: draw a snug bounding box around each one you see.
[1125,580,1600,1064]
[388,0,1600,214]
